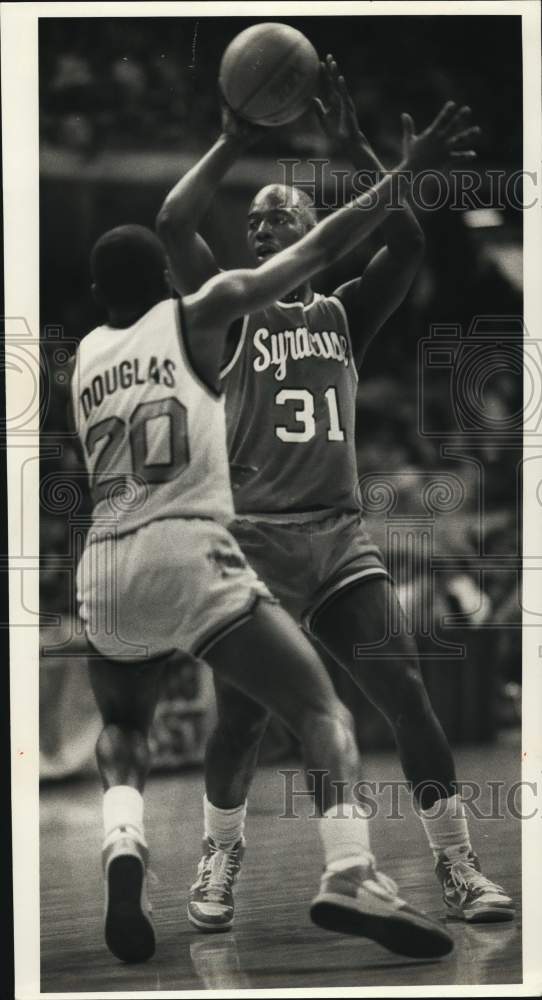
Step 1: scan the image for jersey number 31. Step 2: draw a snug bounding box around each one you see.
[274,387,345,443]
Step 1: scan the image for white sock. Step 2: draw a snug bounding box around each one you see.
[204,795,246,848]
[319,803,372,871]
[103,785,145,845]
[420,793,471,859]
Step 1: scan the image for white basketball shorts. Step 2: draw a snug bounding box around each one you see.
[76,517,274,663]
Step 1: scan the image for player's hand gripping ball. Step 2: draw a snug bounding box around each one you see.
[219,23,320,127]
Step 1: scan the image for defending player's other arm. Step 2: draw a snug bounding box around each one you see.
[346,123,427,265]
[315,62,480,361]
[343,110,478,347]
[315,55,427,266]
[333,218,426,368]
[335,116,428,357]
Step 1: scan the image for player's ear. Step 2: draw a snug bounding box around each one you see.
[91,282,103,306]
[163,269,172,296]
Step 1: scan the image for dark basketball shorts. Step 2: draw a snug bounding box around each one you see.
[230,511,390,634]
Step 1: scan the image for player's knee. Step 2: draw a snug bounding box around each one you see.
[299,699,356,758]
[333,699,356,739]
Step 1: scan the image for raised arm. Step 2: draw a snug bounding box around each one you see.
[340,110,427,358]
[183,100,478,390]
[314,57,480,364]
[156,106,262,294]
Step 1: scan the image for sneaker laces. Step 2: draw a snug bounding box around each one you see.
[197,845,239,902]
[447,857,505,897]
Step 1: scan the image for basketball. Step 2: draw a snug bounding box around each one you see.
[219,23,320,127]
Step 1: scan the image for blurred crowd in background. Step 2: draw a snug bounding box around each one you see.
[39,16,523,777]
[40,16,521,162]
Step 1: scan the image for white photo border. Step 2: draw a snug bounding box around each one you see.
[3,1,541,996]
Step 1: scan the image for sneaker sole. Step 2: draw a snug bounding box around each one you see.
[187,905,233,933]
[311,893,454,959]
[105,855,156,963]
[446,902,515,924]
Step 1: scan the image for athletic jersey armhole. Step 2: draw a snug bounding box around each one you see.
[220,314,249,380]
[175,297,223,400]
[69,349,80,430]
[328,294,359,383]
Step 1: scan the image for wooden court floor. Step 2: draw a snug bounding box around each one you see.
[40,742,522,992]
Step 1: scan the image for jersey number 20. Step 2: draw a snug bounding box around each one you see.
[274,387,345,443]
[85,397,188,502]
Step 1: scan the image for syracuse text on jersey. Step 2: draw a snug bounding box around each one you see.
[252,324,351,381]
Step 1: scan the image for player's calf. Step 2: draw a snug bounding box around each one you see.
[204,680,270,810]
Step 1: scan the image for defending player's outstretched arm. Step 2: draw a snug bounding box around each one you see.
[314,56,481,366]
[182,100,480,392]
[156,104,263,296]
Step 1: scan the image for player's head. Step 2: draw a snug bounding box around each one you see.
[91,224,170,322]
[247,185,317,263]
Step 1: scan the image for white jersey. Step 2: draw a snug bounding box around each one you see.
[72,298,234,538]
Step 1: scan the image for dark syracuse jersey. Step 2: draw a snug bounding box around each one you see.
[222,293,360,515]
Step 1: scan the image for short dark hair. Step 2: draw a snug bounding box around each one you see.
[91,224,168,310]
[251,184,317,232]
